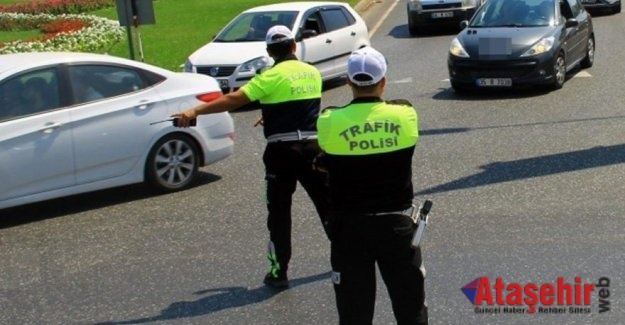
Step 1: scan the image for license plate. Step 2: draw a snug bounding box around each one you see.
[477,78,512,87]
[218,79,229,89]
[431,12,454,18]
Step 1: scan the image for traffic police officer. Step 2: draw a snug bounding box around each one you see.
[173,25,330,289]
[316,47,428,324]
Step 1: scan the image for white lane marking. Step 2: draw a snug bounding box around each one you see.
[389,77,413,84]
[369,0,400,37]
[573,71,592,78]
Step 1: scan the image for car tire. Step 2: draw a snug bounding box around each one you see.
[580,36,595,69]
[145,133,200,192]
[614,2,621,13]
[551,53,566,90]
[451,80,471,94]
[407,10,419,36]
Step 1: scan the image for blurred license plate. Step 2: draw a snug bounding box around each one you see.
[477,78,512,87]
[218,79,229,89]
[431,12,454,18]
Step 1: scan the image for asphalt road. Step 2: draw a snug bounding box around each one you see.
[1,2,625,324]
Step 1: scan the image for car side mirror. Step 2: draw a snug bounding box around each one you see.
[459,20,469,29]
[301,29,318,39]
[565,18,579,28]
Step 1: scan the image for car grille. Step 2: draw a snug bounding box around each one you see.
[196,66,237,77]
[423,3,462,10]
[453,60,538,78]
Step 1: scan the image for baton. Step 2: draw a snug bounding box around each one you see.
[150,118,174,125]
[411,200,433,248]
[150,118,196,127]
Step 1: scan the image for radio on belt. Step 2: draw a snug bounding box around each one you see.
[411,200,433,248]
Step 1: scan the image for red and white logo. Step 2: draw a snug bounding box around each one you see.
[461,277,611,314]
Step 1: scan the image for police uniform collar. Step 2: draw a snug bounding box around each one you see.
[274,54,298,65]
[350,97,383,104]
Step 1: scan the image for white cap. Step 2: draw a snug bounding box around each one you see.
[347,47,387,86]
[265,25,294,44]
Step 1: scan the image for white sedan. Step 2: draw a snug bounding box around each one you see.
[0,52,234,210]
[184,1,371,93]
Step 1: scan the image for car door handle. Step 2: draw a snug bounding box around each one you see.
[350,31,356,36]
[326,39,332,44]
[39,122,63,134]
[135,100,150,110]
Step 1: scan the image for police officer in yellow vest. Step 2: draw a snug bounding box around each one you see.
[173,25,329,289]
[316,47,428,324]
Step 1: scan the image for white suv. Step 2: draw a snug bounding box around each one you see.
[184,1,370,93]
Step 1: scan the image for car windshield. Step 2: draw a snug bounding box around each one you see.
[214,11,298,42]
[470,0,555,27]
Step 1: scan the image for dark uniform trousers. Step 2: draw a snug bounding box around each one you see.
[263,139,330,277]
[331,212,428,325]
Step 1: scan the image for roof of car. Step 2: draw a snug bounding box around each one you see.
[2,52,119,66]
[243,1,350,13]
[0,52,170,76]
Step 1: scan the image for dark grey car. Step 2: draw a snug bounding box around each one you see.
[447,0,594,92]
[581,0,620,15]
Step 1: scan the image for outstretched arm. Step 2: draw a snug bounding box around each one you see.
[172,90,251,127]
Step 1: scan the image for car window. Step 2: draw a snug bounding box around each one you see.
[560,0,575,18]
[302,11,324,35]
[0,68,60,121]
[471,0,555,27]
[67,65,147,105]
[566,0,582,16]
[215,11,297,42]
[319,7,354,32]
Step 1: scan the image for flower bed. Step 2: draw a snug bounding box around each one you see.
[0,0,123,54]
[0,0,114,15]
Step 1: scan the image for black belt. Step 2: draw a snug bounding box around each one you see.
[266,131,317,143]
[363,205,416,218]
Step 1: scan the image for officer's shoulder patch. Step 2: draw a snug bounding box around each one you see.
[386,99,413,107]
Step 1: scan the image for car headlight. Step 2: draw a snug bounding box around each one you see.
[183,60,195,73]
[521,37,555,57]
[240,56,270,73]
[462,0,478,7]
[408,0,421,10]
[450,38,470,58]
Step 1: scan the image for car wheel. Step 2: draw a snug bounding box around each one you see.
[580,36,595,69]
[145,133,200,192]
[614,2,621,13]
[451,80,471,94]
[408,11,418,36]
[551,53,566,90]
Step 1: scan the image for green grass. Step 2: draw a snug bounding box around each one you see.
[0,29,38,43]
[2,0,359,71]
[0,0,30,4]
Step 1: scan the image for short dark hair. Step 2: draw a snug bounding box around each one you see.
[350,74,381,92]
[267,39,295,58]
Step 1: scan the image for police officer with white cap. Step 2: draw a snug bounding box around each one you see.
[173,25,330,289]
[316,47,428,324]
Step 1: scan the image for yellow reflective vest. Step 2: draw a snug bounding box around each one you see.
[317,98,418,155]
